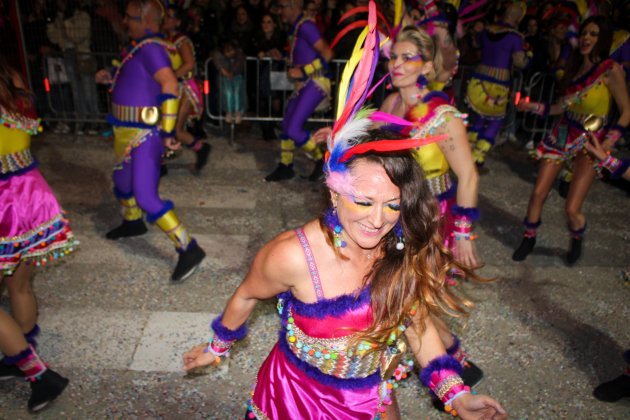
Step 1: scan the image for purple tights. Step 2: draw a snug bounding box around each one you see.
[112,132,165,217]
[470,117,503,145]
[281,79,325,145]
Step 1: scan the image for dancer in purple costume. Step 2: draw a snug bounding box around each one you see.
[465,1,530,167]
[264,0,333,182]
[95,0,205,282]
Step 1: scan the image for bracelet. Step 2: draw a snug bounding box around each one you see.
[450,206,480,222]
[451,209,477,241]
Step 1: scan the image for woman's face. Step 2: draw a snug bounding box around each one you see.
[236,7,249,24]
[261,15,276,33]
[333,160,401,251]
[163,11,179,32]
[388,40,426,89]
[579,22,600,56]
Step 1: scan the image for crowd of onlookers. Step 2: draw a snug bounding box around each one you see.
[7,0,630,142]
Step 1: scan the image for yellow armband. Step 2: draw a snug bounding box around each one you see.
[158,93,179,136]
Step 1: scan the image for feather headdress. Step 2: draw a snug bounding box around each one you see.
[324,0,447,196]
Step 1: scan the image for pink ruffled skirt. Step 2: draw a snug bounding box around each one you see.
[0,168,77,275]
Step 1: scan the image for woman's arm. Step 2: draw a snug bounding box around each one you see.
[437,116,479,268]
[175,39,196,79]
[603,63,630,150]
[183,232,299,370]
[405,315,507,419]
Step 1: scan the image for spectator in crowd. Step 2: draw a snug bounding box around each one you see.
[212,39,247,124]
[230,5,256,56]
[459,20,485,67]
[22,0,55,118]
[46,0,100,135]
[253,12,286,140]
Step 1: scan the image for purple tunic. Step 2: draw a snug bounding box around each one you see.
[112,42,172,108]
[291,18,322,66]
[478,27,525,72]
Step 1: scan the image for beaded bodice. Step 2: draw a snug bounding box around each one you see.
[406,92,465,179]
[0,105,39,177]
[561,59,614,123]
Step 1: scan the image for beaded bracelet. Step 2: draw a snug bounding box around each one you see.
[204,314,248,364]
[451,206,479,241]
[420,355,470,417]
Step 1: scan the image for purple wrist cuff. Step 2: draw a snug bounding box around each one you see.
[419,355,463,387]
[451,206,480,222]
[611,158,630,179]
[211,313,248,342]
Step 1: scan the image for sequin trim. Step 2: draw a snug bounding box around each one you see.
[0,149,36,177]
[295,228,324,300]
[0,108,41,135]
[425,172,453,197]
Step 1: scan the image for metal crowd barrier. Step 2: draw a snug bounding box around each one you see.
[41,52,116,125]
[518,71,558,143]
[203,56,362,143]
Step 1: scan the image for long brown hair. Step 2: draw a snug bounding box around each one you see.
[320,131,479,349]
[0,54,33,114]
[561,16,613,91]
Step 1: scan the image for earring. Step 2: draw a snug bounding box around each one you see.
[324,207,346,248]
[416,74,428,90]
[394,222,404,250]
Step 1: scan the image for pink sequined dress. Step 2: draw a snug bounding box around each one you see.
[247,228,392,419]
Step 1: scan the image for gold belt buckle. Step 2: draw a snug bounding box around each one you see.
[140,106,160,125]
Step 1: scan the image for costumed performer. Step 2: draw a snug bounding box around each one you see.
[95,0,205,282]
[162,3,211,173]
[183,4,507,418]
[465,1,530,167]
[376,24,483,392]
[0,55,74,412]
[512,15,630,265]
[264,0,333,182]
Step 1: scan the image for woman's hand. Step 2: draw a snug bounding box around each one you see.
[454,239,478,269]
[583,133,608,161]
[452,393,507,420]
[183,343,220,372]
[164,137,181,151]
[288,67,304,80]
[95,69,112,84]
[312,126,332,145]
[268,49,283,60]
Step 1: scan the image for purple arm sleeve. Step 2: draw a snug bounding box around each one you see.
[299,21,322,47]
[141,43,172,77]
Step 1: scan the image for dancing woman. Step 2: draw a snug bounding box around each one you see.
[513,15,630,265]
[183,4,505,418]
[0,55,75,412]
[377,25,482,388]
[162,4,211,173]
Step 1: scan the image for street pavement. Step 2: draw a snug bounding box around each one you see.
[1,125,629,419]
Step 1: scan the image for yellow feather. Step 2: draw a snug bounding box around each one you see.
[335,26,369,119]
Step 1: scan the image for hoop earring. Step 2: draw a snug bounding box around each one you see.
[324,207,346,248]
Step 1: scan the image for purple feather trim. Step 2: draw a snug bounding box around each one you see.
[289,286,370,319]
[3,346,33,365]
[419,355,463,387]
[611,158,630,180]
[436,184,457,201]
[450,205,480,222]
[523,218,541,229]
[157,93,178,103]
[146,200,174,224]
[113,187,134,200]
[24,324,40,347]
[445,335,460,356]
[423,91,450,104]
[211,313,248,341]
[277,332,382,390]
[568,222,587,236]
